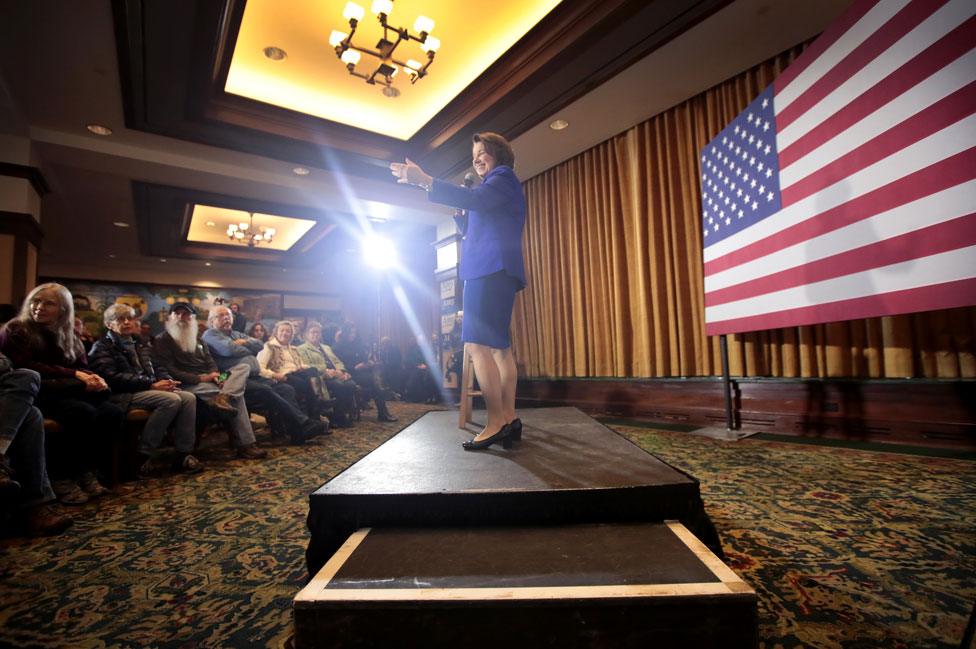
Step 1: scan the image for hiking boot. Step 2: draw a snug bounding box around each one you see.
[78,472,110,498]
[137,458,157,480]
[302,419,330,438]
[0,458,21,501]
[173,453,204,474]
[236,444,267,460]
[23,503,73,537]
[211,393,239,418]
[52,479,88,505]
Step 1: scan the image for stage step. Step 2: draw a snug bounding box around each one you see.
[294,521,757,648]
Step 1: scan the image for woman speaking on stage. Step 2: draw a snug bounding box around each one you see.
[391,132,526,450]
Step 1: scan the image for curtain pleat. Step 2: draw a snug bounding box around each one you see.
[510,44,976,379]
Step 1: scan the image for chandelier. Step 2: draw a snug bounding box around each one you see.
[226,212,275,247]
[329,0,440,97]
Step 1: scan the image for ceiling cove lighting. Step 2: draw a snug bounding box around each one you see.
[226,212,276,247]
[330,1,439,96]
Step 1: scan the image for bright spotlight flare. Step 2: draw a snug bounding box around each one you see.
[330,1,440,91]
[362,234,398,269]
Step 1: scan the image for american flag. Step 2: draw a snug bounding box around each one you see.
[700,0,976,336]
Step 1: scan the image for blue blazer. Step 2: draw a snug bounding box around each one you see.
[428,165,526,289]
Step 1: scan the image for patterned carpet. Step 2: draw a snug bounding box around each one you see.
[0,404,974,648]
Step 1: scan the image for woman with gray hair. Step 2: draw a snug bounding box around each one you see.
[89,303,203,476]
[0,283,124,504]
[257,320,330,422]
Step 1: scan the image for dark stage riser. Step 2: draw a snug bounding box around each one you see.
[305,408,722,578]
[295,522,757,649]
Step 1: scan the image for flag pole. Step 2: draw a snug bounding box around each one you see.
[719,334,735,431]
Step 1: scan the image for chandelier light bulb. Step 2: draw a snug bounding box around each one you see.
[329,30,348,47]
[406,59,422,71]
[420,35,440,53]
[239,222,249,231]
[343,2,365,22]
[371,0,393,16]
[341,49,361,65]
[227,223,238,232]
[235,231,245,239]
[266,227,276,236]
[413,15,434,34]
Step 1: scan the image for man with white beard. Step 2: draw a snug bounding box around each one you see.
[152,302,266,460]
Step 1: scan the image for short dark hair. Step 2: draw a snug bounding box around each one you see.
[473,132,515,169]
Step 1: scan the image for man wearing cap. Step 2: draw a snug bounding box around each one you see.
[152,302,266,460]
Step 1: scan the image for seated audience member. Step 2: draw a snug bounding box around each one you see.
[74,317,96,354]
[152,302,266,460]
[230,303,247,333]
[202,306,326,443]
[0,283,122,504]
[333,323,397,423]
[404,335,440,404]
[0,352,73,535]
[248,322,269,343]
[88,304,203,476]
[256,321,330,420]
[377,336,404,398]
[296,322,358,427]
[138,322,154,348]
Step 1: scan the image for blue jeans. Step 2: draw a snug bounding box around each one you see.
[127,389,197,455]
[0,369,55,507]
[183,363,255,446]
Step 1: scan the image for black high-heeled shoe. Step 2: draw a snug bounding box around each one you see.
[462,424,513,450]
[507,418,522,442]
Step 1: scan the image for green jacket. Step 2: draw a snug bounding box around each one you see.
[296,342,347,376]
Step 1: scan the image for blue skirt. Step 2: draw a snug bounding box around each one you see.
[461,271,519,349]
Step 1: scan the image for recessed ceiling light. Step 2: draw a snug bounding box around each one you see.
[205,220,216,227]
[87,123,113,136]
[549,119,569,131]
[263,46,287,61]
[205,262,212,267]
[292,167,310,176]
[108,253,116,258]
[113,221,130,228]
[160,258,167,263]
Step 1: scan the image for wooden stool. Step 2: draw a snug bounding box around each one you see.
[457,347,482,429]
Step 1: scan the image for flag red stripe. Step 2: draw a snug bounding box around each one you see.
[703,147,976,276]
[773,0,878,95]
[780,81,976,205]
[776,0,944,130]
[704,213,976,306]
[704,276,976,336]
[779,15,976,167]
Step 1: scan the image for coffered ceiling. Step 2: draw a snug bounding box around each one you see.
[226,0,562,140]
[0,0,851,280]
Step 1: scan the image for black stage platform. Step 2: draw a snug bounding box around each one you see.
[295,522,757,649]
[305,407,722,577]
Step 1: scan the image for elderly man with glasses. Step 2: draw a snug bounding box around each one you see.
[202,305,327,444]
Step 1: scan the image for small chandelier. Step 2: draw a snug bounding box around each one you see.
[329,0,440,96]
[227,212,275,247]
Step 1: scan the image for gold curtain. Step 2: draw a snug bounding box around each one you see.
[510,45,976,379]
